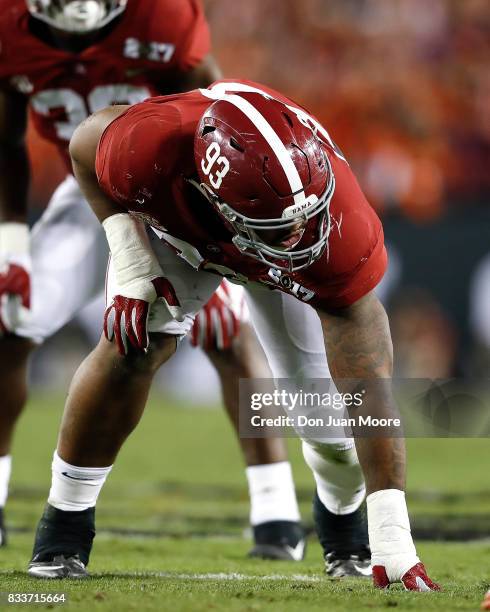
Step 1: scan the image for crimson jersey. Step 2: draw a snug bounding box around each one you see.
[0,0,209,169]
[96,80,387,311]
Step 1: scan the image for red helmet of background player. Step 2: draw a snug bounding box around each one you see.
[194,87,335,272]
[26,0,127,33]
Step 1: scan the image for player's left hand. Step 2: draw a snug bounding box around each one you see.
[373,562,441,591]
[191,282,240,351]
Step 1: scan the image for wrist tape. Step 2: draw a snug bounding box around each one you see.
[102,213,163,302]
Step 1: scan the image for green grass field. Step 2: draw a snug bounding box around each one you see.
[0,392,488,611]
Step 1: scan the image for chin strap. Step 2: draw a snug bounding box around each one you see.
[185,177,218,204]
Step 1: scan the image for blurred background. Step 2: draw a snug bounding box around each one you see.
[6,1,489,586]
[26,0,490,397]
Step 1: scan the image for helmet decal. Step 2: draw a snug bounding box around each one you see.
[200,142,230,190]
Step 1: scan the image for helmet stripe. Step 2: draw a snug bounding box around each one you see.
[202,82,348,164]
[200,87,305,205]
[284,103,348,163]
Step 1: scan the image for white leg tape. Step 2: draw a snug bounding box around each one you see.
[246,461,300,525]
[367,489,419,582]
[0,455,12,507]
[302,441,366,515]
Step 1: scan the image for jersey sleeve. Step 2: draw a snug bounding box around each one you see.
[150,0,211,72]
[175,0,211,71]
[306,153,388,311]
[0,5,22,88]
[0,45,12,90]
[311,225,387,310]
[95,100,182,208]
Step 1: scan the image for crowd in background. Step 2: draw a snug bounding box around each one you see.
[26,0,490,388]
[204,0,489,219]
[29,0,490,219]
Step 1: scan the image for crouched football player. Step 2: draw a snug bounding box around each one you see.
[26,78,439,590]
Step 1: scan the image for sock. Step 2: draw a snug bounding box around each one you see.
[367,489,419,582]
[246,461,300,526]
[0,455,12,508]
[302,441,365,514]
[48,451,112,512]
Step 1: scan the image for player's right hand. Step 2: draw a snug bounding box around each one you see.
[104,276,182,356]
[373,562,441,591]
[0,223,31,334]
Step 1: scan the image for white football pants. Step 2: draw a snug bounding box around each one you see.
[106,232,366,514]
[16,175,248,344]
[16,176,107,343]
[17,175,364,514]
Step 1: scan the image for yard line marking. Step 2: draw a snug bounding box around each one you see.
[102,571,322,582]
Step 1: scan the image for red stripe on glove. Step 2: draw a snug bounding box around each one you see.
[190,285,241,352]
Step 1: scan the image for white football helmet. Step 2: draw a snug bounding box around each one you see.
[26,0,127,33]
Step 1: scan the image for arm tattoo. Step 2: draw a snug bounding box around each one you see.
[320,291,393,380]
[319,291,405,491]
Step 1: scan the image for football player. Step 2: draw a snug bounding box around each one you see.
[26,79,440,591]
[0,0,305,560]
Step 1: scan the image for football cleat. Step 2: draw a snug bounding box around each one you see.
[0,508,7,547]
[28,503,95,578]
[325,547,371,578]
[28,554,88,579]
[372,562,441,591]
[249,520,306,561]
[313,490,371,578]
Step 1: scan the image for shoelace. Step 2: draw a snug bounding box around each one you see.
[53,554,85,569]
[325,545,371,564]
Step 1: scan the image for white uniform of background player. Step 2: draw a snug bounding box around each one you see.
[0,0,305,557]
[15,175,107,343]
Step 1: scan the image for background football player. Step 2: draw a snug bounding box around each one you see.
[0,0,306,560]
[25,78,439,591]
